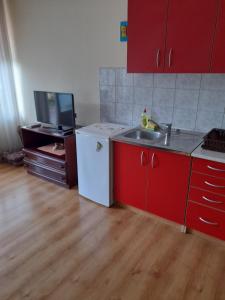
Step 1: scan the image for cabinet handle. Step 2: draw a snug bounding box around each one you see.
[156,49,160,68]
[202,196,223,205]
[204,181,225,189]
[141,151,145,166]
[199,217,219,227]
[151,153,156,169]
[207,165,225,172]
[169,48,173,67]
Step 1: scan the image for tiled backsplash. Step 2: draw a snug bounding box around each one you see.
[99,68,225,132]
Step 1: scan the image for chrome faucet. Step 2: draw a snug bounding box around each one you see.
[160,123,172,136]
[160,123,172,145]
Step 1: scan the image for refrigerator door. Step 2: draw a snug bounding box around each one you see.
[76,132,110,207]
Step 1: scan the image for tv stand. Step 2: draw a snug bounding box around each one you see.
[21,126,77,188]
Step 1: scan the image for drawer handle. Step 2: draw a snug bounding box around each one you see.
[156,49,160,68]
[141,151,145,166]
[204,181,225,189]
[151,153,156,169]
[169,48,173,67]
[199,217,219,227]
[207,165,225,172]
[202,196,223,205]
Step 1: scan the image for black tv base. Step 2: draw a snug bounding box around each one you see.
[32,125,74,136]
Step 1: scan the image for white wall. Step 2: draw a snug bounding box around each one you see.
[8,0,127,125]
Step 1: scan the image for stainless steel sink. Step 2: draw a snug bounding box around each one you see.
[123,129,165,141]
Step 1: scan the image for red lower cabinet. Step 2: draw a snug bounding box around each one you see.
[187,157,225,241]
[113,142,148,211]
[113,142,191,225]
[146,150,190,224]
[186,201,225,241]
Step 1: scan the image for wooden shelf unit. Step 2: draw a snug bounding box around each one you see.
[21,126,77,188]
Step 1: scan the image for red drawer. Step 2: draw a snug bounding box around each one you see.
[189,187,225,212]
[192,158,225,179]
[191,172,225,196]
[186,201,225,241]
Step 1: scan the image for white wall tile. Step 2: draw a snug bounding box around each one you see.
[134,87,153,106]
[153,88,175,108]
[196,110,223,132]
[154,74,176,88]
[201,74,225,90]
[115,103,133,125]
[221,115,225,129]
[100,86,115,103]
[134,74,154,87]
[174,89,199,110]
[100,103,115,123]
[116,86,133,104]
[198,90,225,113]
[176,74,201,90]
[99,68,115,86]
[173,107,197,130]
[116,68,133,86]
[151,106,174,124]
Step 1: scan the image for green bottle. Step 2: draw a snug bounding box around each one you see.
[141,108,148,128]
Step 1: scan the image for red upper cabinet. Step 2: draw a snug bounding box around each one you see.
[146,150,191,224]
[164,0,218,73]
[113,142,148,211]
[127,0,219,73]
[211,0,225,72]
[127,0,168,73]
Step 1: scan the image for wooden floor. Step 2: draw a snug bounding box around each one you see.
[1,164,225,300]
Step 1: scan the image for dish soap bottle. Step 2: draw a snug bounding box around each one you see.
[141,108,148,128]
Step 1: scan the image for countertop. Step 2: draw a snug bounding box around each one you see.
[191,143,225,164]
[111,127,204,156]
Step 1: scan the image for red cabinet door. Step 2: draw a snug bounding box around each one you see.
[127,0,168,73]
[113,142,148,211]
[211,0,225,72]
[164,0,218,73]
[147,150,191,224]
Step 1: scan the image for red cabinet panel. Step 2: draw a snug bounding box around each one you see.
[189,187,225,212]
[211,0,225,72]
[127,0,168,73]
[164,0,218,73]
[147,150,190,224]
[186,201,225,241]
[192,158,225,179]
[191,172,225,196]
[113,142,148,211]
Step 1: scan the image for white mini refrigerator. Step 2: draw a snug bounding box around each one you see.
[75,123,128,207]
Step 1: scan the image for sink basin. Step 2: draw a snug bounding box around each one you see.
[123,129,164,141]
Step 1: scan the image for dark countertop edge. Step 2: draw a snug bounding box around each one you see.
[110,136,202,157]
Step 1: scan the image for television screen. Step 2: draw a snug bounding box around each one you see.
[34,91,75,128]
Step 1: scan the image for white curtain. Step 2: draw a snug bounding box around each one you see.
[0,0,21,153]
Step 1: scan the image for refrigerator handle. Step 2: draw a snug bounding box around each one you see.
[96,142,103,152]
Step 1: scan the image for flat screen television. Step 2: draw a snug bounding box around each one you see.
[34,91,76,130]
